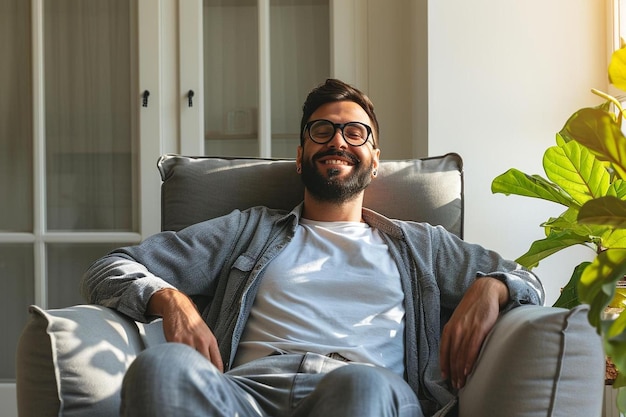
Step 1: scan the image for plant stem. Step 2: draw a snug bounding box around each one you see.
[591,88,625,126]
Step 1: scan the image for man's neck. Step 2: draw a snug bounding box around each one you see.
[301,192,364,222]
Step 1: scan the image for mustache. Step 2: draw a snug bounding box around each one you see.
[312,150,361,165]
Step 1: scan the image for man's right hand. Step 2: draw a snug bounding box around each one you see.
[147,288,224,372]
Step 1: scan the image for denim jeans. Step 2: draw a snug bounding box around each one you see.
[121,343,423,417]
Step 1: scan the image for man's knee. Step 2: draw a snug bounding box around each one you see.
[122,343,226,416]
[127,344,193,376]
[322,364,403,389]
[305,365,421,417]
[124,343,218,392]
[321,365,417,403]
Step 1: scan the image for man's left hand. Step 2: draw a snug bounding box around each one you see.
[439,277,508,390]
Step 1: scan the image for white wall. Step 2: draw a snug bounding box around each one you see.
[427,0,609,305]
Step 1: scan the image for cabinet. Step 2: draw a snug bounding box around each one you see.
[0,0,361,414]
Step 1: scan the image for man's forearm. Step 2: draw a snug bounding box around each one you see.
[479,277,509,309]
[81,254,176,321]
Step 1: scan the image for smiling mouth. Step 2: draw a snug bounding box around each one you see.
[314,151,361,166]
[322,159,352,166]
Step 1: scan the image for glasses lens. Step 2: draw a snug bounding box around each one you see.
[309,120,335,143]
[343,123,368,145]
[307,120,371,146]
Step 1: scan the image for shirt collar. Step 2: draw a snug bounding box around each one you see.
[287,202,404,239]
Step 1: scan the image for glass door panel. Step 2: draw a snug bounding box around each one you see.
[44,0,136,231]
[270,0,330,158]
[203,0,259,157]
[0,245,35,381]
[0,0,33,232]
[0,0,33,384]
[47,243,128,308]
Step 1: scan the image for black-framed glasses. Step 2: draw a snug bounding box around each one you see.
[303,119,373,147]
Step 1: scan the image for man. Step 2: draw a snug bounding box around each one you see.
[82,79,544,417]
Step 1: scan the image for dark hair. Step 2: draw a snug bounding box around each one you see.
[300,79,379,148]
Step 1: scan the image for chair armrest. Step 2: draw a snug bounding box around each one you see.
[459,305,605,417]
[16,304,165,417]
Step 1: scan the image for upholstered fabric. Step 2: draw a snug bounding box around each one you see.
[16,305,165,417]
[16,304,603,417]
[459,304,604,416]
[157,154,465,237]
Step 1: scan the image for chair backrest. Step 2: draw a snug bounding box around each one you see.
[158,153,464,238]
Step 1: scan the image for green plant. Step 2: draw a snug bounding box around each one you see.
[492,46,626,410]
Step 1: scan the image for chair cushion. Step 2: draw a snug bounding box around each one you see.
[459,304,605,417]
[16,305,165,417]
[157,153,464,237]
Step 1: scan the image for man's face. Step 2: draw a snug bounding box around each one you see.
[297,101,380,203]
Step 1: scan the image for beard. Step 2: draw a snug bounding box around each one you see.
[300,150,374,204]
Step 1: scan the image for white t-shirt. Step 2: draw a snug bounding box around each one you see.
[234,218,406,375]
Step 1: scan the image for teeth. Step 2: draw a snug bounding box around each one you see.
[324,159,349,165]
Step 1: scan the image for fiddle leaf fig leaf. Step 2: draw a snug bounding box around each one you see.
[608,179,626,198]
[602,228,626,249]
[491,169,574,207]
[542,206,603,239]
[541,207,578,236]
[552,261,589,309]
[578,196,626,229]
[610,46,626,92]
[560,107,626,179]
[578,248,626,328]
[515,230,592,269]
[608,308,626,341]
[544,141,611,205]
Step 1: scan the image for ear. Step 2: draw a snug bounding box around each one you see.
[296,146,303,172]
[372,148,380,177]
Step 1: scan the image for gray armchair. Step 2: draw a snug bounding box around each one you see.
[16,154,605,416]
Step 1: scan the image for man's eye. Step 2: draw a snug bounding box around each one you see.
[312,128,333,138]
[344,127,365,139]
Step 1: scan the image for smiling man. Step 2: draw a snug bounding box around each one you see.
[82,79,544,417]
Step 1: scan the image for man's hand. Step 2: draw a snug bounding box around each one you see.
[148,288,224,372]
[439,277,508,390]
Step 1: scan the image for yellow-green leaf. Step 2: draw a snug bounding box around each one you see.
[515,230,592,269]
[609,180,626,199]
[561,107,626,179]
[544,141,610,205]
[578,196,626,229]
[491,169,574,207]
[543,206,606,240]
[601,228,626,249]
[609,309,626,340]
[610,47,626,91]
[578,248,626,328]
[552,262,588,308]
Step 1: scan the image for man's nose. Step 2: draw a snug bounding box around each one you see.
[327,127,347,148]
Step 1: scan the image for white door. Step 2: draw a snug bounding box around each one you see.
[0,0,162,413]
